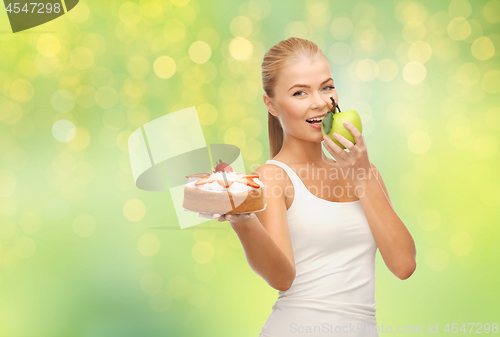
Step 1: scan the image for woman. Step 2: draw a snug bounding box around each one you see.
[202,37,416,336]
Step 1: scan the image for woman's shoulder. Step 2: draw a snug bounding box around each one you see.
[251,162,291,187]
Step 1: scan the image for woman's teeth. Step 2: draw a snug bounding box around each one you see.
[306,117,323,124]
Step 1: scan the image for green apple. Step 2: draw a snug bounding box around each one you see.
[321,95,363,150]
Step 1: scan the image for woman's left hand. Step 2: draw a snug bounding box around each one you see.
[322,120,373,187]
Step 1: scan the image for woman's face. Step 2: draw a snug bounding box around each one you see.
[264,56,338,142]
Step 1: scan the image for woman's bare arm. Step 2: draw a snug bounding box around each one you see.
[211,165,296,291]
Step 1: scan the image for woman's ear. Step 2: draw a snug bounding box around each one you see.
[263,94,278,117]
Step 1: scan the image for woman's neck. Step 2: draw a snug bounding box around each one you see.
[274,134,333,166]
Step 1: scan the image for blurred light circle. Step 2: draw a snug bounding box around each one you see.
[408,41,432,63]
[241,117,263,139]
[376,59,398,82]
[229,37,253,60]
[115,21,139,43]
[140,271,163,294]
[20,212,42,235]
[238,80,260,103]
[417,208,441,231]
[243,139,263,161]
[138,233,160,256]
[402,20,426,42]
[127,104,150,127]
[13,237,36,259]
[402,61,426,84]
[483,0,500,23]
[456,63,480,86]
[117,130,133,152]
[75,85,96,108]
[407,131,431,154]
[0,219,17,239]
[68,127,91,151]
[187,284,209,307]
[52,120,76,143]
[163,19,186,42]
[154,56,176,79]
[197,26,220,49]
[189,41,211,64]
[73,214,96,237]
[414,154,438,177]
[484,107,500,130]
[448,0,472,18]
[149,290,171,312]
[447,17,471,41]
[36,34,61,57]
[123,198,146,221]
[197,103,218,125]
[119,1,142,26]
[395,1,428,23]
[193,261,216,282]
[66,0,90,23]
[307,2,331,27]
[446,114,470,138]
[167,276,190,299]
[0,169,16,197]
[10,79,34,103]
[171,0,190,6]
[0,101,22,124]
[471,36,495,60]
[384,102,411,125]
[191,241,214,263]
[11,116,36,138]
[428,11,449,36]
[141,1,163,18]
[16,54,38,79]
[479,183,500,206]
[230,15,253,37]
[481,69,500,93]
[44,197,69,221]
[475,134,498,157]
[355,59,378,82]
[224,126,246,148]
[447,75,471,97]
[51,89,75,113]
[52,152,76,176]
[4,147,29,170]
[103,109,126,131]
[425,248,449,271]
[449,231,474,255]
[70,46,94,70]
[127,55,150,79]
[432,37,460,62]
[328,42,352,65]
[82,33,107,55]
[285,21,309,39]
[95,86,118,109]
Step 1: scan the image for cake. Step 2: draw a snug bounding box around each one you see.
[182,161,265,214]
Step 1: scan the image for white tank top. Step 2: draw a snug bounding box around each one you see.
[259,159,379,337]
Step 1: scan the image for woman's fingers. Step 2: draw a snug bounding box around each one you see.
[197,212,255,221]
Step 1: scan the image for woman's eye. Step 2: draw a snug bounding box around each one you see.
[293,86,334,97]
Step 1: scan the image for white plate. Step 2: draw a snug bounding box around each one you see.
[183,203,267,215]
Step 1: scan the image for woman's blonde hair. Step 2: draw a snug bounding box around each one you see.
[261,37,326,159]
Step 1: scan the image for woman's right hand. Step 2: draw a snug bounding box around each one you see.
[198,212,256,224]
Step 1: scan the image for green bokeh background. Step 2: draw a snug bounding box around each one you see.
[1,0,499,336]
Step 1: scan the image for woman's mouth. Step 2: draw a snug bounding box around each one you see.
[306,116,324,129]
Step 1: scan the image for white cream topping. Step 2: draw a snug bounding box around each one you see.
[185,171,264,193]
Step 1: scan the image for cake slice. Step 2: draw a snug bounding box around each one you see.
[182,161,265,214]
